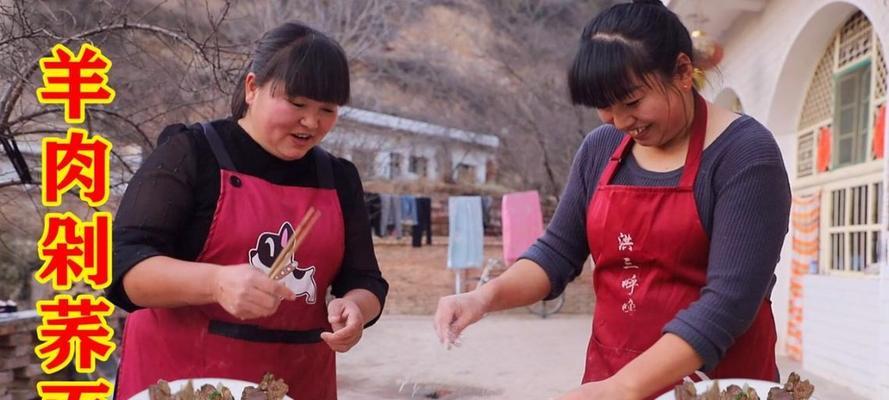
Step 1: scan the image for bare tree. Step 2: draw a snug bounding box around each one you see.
[480,0,608,198]
[0,0,244,300]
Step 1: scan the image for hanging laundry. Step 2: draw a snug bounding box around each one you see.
[481,196,493,229]
[412,197,433,247]
[501,191,544,265]
[401,194,418,224]
[364,192,382,237]
[379,194,402,238]
[447,196,484,269]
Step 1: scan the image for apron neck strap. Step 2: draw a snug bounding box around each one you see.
[600,92,708,188]
[311,146,336,189]
[201,121,237,172]
[678,92,708,188]
[201,121,337,189]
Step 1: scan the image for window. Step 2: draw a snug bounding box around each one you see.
[454,163,476,184]
[350,149,375,177]
[833,62,871,167]
[409,156,428,178]
[796,11,887,276]
[797,130,814,177]
[796,11,886,174]
[388,153,402,179]
[824,179,882,273]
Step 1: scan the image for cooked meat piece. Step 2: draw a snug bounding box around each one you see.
[265,378,288,400]
[148,380,173,400]
[722,384,744,399]
[219,387,235,400]
[254,373,288,400]
[790,380,814,400]
[783,372,800,391]
[745,387,761,400]
[700,381,721,400]
[258,373,273,391]
[674,382,698,400]
[241,387,267,400]
[196,384,217,400]
[174,380,196,400]
[766,387,793,400]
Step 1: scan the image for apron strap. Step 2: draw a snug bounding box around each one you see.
[200,122,337,191]
[208,320,323,344]
[311,146,336,189]
[200,121,237,172]
[599,135,634,186]
[677,92,708,188]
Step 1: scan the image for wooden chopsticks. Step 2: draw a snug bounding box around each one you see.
[268,207,321,280]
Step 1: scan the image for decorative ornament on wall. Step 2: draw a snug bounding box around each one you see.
[691,30,724,71]
[689,26,724,90]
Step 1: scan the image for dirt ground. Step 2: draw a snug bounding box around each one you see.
[336,315,865,400]
[373,236,596,316]
[339,237,865,400]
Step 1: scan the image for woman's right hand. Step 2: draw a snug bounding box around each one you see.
[433,290,491,346]
[211,264,296,320]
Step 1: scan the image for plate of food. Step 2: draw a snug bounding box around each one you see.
[656,372,816,400]
[130,373,291,400]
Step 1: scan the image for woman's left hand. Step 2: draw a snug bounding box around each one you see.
[556,379,638,400]
[320,298,365,352]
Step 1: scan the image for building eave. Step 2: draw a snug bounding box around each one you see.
[338,106,500,149]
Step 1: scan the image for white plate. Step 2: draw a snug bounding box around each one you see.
[655,379,814,400]
[129,378,294,400]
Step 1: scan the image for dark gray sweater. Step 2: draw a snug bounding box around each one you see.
[521,115,791,372]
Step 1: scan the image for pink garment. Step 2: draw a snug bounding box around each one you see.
[501,191,544,264]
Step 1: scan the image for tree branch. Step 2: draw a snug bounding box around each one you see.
[1,20,217,133]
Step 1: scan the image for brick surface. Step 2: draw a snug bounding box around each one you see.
[7,388,34,400]
[11,366,40,380]
[0,346,30,359]
[0,371,12,385]
[0,358,28,372]
[0,335,30,348]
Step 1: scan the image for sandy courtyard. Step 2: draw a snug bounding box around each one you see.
[336,238,866,400]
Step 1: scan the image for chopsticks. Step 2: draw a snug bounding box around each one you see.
[268,207,321,280]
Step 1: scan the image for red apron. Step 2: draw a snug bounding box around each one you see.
[116,122,345,400]
[583,94,777,398]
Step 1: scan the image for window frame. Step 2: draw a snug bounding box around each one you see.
[832,59,872,168]
[819,173,882,275]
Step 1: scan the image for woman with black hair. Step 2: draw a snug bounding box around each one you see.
[435,1,790,399]
[109,22,388,399]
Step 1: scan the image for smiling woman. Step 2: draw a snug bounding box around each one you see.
[229,23,348,161]
[434,1,791,399]
[108,21,388,400]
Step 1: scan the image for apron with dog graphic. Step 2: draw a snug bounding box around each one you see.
[116,122,345,399]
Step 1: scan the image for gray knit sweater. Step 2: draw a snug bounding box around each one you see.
[521,115,791,372]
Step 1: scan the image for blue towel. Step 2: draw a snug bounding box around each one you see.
[401,195,417,223]
[447,196,484,269]
[379,194,402,238]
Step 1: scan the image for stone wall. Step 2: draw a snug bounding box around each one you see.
[0,311,55,400]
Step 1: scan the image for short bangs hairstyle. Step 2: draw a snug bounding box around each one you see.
[567,1,693,109]
[232,22,350,118]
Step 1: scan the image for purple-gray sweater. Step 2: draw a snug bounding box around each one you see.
[521,115,791,372]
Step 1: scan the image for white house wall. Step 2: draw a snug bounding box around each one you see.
[882,269,889,397]
[326,127,495,183]
[802,275,880,399]
[449,148,488,184]
[697,1,889,396]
